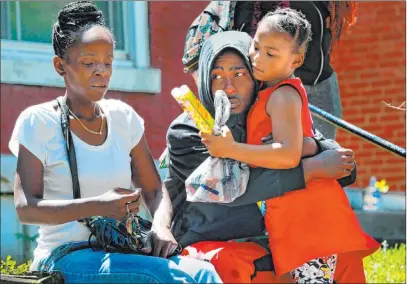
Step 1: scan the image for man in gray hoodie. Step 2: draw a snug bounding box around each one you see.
[164,31,356,282]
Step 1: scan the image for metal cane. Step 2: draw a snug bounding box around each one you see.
[309,104,406,159]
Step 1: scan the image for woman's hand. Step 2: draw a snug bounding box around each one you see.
[200,126,235,158]
[141,226,179,258]
[97,188,141,220]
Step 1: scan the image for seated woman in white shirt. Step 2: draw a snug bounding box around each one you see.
[8,1,221,283]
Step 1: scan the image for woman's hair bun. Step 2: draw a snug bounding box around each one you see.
[57,1,105,30]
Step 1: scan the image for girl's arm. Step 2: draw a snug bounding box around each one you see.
[202,85,303,169]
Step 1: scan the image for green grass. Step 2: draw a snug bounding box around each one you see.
[2,244,406,283]
[363,243,406,283]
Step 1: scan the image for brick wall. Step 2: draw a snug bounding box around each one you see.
[331,1,406,191]
[0,2,206,158]
[1,1,405,190]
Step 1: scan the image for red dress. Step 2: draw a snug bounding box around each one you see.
[246,78,380,277]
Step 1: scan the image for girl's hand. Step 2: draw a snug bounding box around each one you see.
[200,126,235,158]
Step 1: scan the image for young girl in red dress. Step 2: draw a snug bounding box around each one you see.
[202,8,380,283]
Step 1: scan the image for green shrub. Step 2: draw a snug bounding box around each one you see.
[1,256,31,276]
[364,243,406,283]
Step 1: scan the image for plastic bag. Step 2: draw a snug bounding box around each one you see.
[185,90,250,203]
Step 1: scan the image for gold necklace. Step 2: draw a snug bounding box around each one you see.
[68,107,104,135]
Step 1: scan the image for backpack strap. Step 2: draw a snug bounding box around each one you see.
[182,1,236,73]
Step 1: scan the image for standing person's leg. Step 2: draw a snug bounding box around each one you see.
[38,243,222,283]
[304,72,342,140]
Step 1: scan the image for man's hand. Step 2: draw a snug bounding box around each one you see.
[141,226,179,258]
[303,148,355,182]
[200,126,235,158]
[302,137,319,157]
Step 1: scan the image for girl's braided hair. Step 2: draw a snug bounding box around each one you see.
[259,7,312,54]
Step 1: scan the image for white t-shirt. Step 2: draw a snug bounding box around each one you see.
[9,99,145,269]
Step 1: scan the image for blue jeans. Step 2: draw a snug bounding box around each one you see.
[37,242,222,283]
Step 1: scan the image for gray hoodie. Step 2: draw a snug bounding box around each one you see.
[165,31,355,248]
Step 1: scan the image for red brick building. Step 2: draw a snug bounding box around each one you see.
[1,1,405,191]
[331,1,406,191]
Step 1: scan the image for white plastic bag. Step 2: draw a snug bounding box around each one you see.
[185,90,250,203]
[185,156,250,203]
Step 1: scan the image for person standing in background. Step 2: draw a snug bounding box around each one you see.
[183,1,357,139]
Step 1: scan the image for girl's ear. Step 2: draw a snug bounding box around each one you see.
[292,53,304,69]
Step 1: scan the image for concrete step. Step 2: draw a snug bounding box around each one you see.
[355,210,406,241]
[345,188,405,212]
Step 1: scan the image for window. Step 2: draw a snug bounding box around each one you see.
[1,1,125,50]
[1,1,161,93]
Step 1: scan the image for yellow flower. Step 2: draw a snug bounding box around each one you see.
[375,179,389,193]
